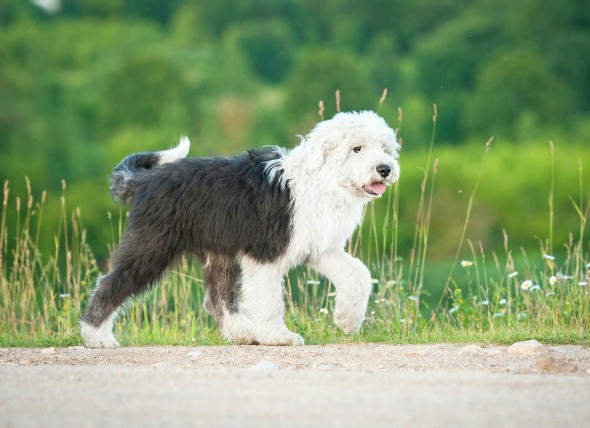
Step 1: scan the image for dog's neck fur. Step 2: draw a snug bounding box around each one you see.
[278,144,369,266]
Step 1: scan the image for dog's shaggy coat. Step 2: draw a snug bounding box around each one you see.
[81,111,400,348]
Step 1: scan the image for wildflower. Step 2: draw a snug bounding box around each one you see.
[508,272,519,279]
[385,280,396,286]
[549,276,557,285]
[59,293,70,298]
[543,254,555,261]
[374,298,386,304]
[480,300,489,306]
[499,298,507,305]
[319,308,329,315]
[530,285,541,291]
[520,280,533,291]
[307,280,320,285]
[408,296,419,302]
[545,292,555,297]
[461,260,473,267]
[579,281,588,287]
[370,311,376,316]
[327,292,337,297]
[449,305,460,314]
[371,278,380,284]
[493,312,504,318]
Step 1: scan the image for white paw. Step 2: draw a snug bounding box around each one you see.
[80,321,120,349]
[255,325,304,346]
[334,306,365,334]
[221,312,258,345]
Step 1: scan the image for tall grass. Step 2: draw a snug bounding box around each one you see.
[1,108,589,347]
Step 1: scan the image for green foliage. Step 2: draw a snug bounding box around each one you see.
[225,19,296,83]
[1,0,590,262]
[286,48,376,120]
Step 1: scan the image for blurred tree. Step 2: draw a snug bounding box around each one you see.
[224,19,295,83]
[99,54,191,130]
[464,50,567,138]
[285,48,376,120]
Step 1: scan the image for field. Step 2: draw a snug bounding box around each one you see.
[1,122,589,347]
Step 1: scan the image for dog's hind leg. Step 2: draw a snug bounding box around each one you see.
[240,255,304,346]
[80,230,180,348]
[202,254,257,345]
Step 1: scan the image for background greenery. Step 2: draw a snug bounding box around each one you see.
[1,0,589,264]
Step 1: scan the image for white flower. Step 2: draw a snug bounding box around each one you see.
[586,262,590,269]
[449,305,460,314]
[307,280,320,285]
[319,308,329,315]
[59,293,70,298]
[385,280,397,286]
[461,260,473,267]
[543,254,555,261]
[493,312,504,318]
[408,296,419,302]
[374,298,386,304]
[520,280,533,291]
[371,278,380,284]
[480,300,489,306]
[545,292,555,297]
[499,298,507,305]
[549,276,557,285]
[370,311,376,316]
[508,272,519,279]
[530,285,541,291]
[579,282,588,286]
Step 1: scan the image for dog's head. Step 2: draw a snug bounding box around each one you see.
[303,111,400,199]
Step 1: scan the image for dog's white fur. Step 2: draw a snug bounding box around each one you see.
[81,111,399,347]
[235,111,399,345]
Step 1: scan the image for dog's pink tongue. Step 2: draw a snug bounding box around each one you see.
[370,183,387,194]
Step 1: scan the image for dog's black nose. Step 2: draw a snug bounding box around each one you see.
[376,164,391,178]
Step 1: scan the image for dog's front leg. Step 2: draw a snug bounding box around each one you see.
[311,250,372,334]
[240,256,304,346]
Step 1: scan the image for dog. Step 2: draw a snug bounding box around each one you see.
[80,110,400,348]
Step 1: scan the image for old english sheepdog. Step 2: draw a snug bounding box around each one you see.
[80,110,400,348]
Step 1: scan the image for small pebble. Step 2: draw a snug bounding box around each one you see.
[186,350,202,358]
[507,340,545,355]
[458,344,483,354]
[313,363,333,369]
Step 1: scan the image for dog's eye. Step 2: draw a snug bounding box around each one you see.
[352,146,362,153]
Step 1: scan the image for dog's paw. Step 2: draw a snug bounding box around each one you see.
[221,312,258,345]
[333,307,364,334]
[255,326,304,346]
[80,321,120,349]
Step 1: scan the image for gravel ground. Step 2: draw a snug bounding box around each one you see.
[1,343,590,427]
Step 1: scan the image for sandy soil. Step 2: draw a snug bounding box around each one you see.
[1,343,590,427]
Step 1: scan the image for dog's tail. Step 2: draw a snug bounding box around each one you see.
[109,136,190,203]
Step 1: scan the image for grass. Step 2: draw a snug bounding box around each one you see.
[1,106,589,348]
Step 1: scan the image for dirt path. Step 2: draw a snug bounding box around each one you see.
[1,344,590,427]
